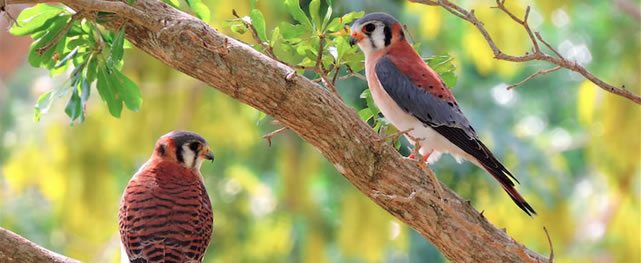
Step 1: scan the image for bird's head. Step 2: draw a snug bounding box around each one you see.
[153,130,214,170]
[349,12,405,56]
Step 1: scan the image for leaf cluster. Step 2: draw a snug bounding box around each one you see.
[11,4,141,122]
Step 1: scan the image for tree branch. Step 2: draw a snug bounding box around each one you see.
[0,227,80,263]
[6,0,549,261]
[409,0,641,105]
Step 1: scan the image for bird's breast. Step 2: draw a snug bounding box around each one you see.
[365,57,420,134]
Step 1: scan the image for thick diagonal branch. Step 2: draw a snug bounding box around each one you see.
[0,227,80,263]
[6,0,548,262]
[409,0,641,105]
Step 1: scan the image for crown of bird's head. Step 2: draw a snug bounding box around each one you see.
[349,12,405,55]
[153,130,214,170]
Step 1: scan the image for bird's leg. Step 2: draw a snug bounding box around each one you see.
[403,134,443,200]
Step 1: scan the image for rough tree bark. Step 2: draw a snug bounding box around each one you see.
[0,227,80,263]
[1,0,551,262]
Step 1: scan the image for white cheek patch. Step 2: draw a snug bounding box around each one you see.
[193,158,204,170]
[181,144,195,168]
[370,26,386,49]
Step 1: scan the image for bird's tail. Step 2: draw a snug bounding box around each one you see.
[497,182,537,217]
[477,158,536,216]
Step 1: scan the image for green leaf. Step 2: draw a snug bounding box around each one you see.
[270,26,281,47]
[441,72,457,87]
[85,55,98,82]
[255,111,267,125]
[163,0,180,8]
[249,9,267,42]
[309,0,321,30]
[109,26,126,65]
[279,22,307,39]
[425,55,457,87]
[54,46,79,68]
[358,108,373,122]
[10,4,65,36]
[322,5,332,30]
[284,0,312,29]
[66,36,89,50]
[46,35,69,71]
[79,77,91,105]
[33,90,54,122]
[64,88,82,121]
[27,15,70,67]
[326,11,364,32]
[186,0,211,22]
[360,89,380,117]
[96,65,123,117]
[113,70,143,111]
[229,22,248,35]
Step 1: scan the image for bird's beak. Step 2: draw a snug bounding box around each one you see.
[349,31,363,47]
[203,148,215,162]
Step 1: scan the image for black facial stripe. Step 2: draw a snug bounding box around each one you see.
[369,37,377,49]
[176,146,184,163]
[383,25,391,46]
[157,144,166,156]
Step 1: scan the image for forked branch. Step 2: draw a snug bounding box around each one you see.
[409,0,641,105]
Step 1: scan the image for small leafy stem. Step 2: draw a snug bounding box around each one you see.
[37,11,85,55]
[231,8,340,99]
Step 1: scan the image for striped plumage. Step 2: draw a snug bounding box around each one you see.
[119,131,214,263]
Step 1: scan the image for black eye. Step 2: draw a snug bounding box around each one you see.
[189,142,200,152]
[362,23,376,33]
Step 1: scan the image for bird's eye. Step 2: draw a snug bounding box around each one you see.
[362,23,376,33]
[189,142,200,152]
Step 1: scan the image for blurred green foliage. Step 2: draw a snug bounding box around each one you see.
[0,0,639,262]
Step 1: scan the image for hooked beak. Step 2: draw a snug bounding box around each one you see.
[349,30,363,47]
[349,36,357,47]
[203,148,215,162]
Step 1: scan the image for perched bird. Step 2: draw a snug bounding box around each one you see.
[119,131,215,262]
[349,12,536,216]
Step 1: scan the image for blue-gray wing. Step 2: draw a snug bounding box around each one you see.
[374,56,475,137]
[374,55,522,187]
[374,56,537,216]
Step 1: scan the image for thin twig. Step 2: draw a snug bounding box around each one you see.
[407,0,641,105]
[262,127,288,147]
[535,32,564,60]
[493,1,539,53]
[543,227,554,263]
[314,35,341,98]
[340,65,367,81]
[507,66,561,90]
[37,11,84,55]
[330,64,340,85]
[375,128,414,144]
[1,1,19,26]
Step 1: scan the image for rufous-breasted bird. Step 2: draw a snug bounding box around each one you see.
[119,130,215,262]
[349,12,536,216]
